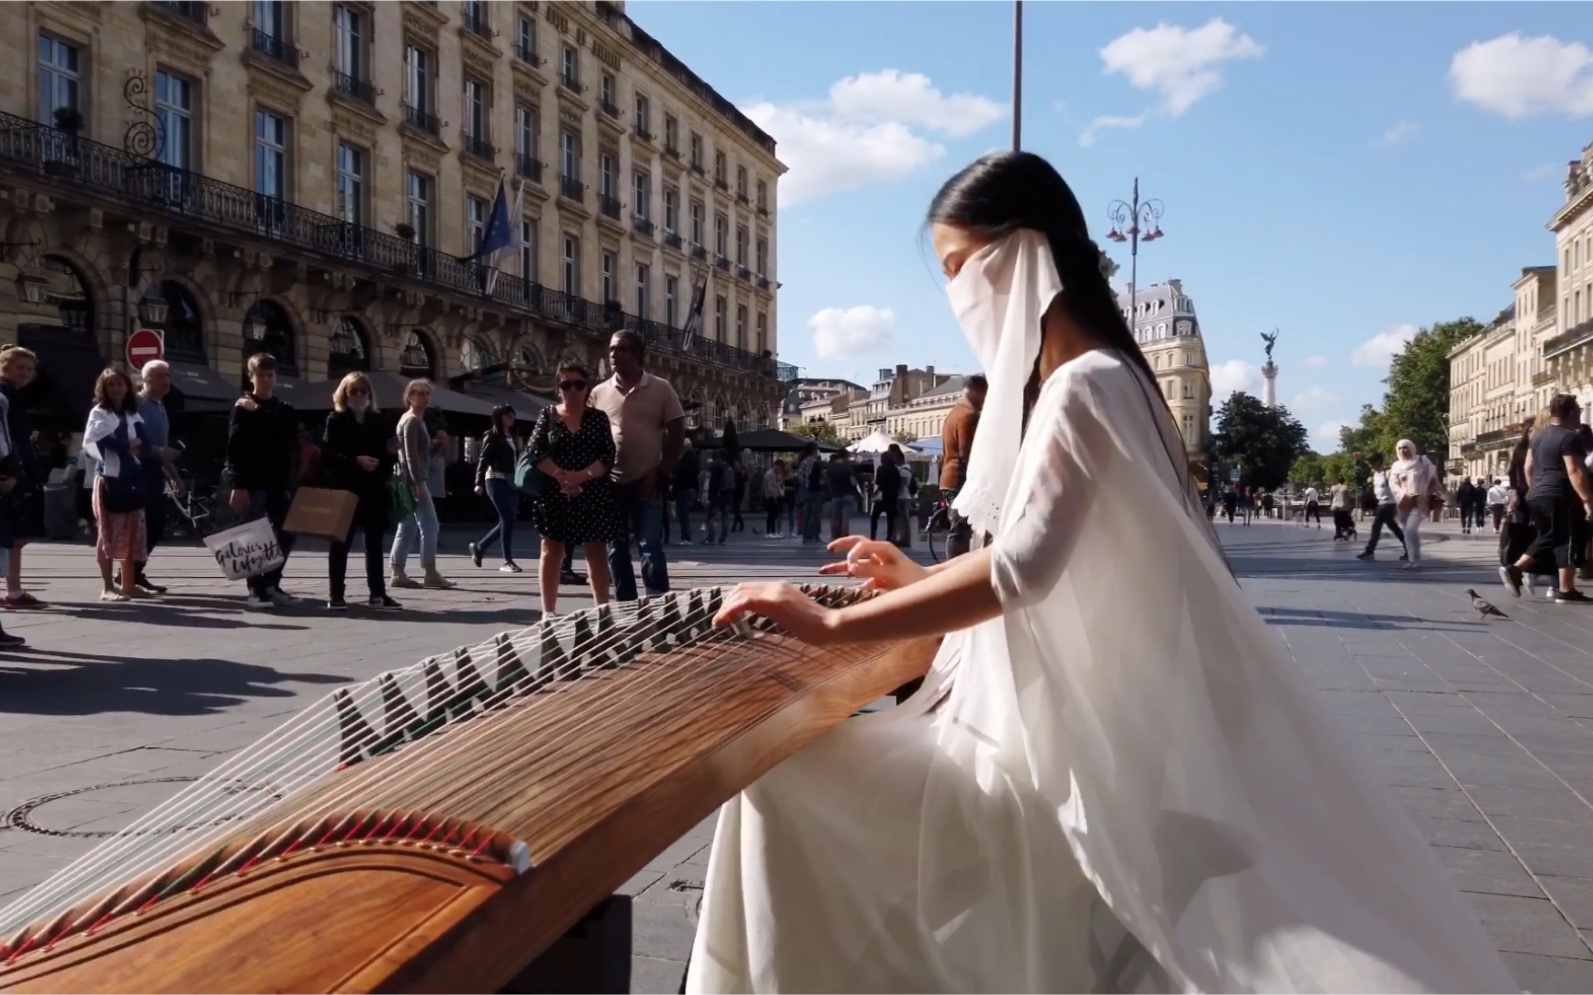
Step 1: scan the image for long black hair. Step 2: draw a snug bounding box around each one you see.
[927,151,1158,394]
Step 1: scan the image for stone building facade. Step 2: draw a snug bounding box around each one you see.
[0,0,789,429]
[1544,138,1593,414]
[1119,278,1211,454]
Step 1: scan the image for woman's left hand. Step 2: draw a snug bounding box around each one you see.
[713,582,841,645]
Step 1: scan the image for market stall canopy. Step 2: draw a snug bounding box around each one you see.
[727,428,843,453]
[909,436,943,458]
[848,429,917,456]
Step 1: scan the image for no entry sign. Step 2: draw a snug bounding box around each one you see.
[126,328,165,371]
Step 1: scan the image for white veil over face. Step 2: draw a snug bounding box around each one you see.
[945,229,1061,537]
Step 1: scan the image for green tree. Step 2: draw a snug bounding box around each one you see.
[790,420,843,447]
[1099,249,1120,283]
[1379,318,1483,458]
[1210,391,1310,491]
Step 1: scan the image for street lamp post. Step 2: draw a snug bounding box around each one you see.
[1012,0,1023,151]
[1105,177,1164,332]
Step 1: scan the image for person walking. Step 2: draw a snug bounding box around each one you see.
[127,360,183,593]
[671,441,700,546]
[225,353,300,609]
[1356,452,1407,562]
[870,447,904,543]
[470,405,522,574]
[762,461,787,538]
[1486,476,1510,533]
[85,369,149,603]
[529,363,619,616]
[703,450,733,544]
[796,443,826,544]
[320,372,402,611]
[0,347,45,608]
[827,451,861,540]
[1301,484,1321,528]
[589,331,685,601]
[1388,440,1437,570]
[1501,393,1593,603]
[389,379,453,590]
[1455,476,1477,534]
[1329,477,1355,541]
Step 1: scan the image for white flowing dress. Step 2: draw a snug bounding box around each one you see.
[688,350,1515,994]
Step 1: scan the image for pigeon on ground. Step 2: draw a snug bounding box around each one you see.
[1467,589,1509,620]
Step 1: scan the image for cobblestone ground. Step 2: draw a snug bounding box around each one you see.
[2,517,1592,992]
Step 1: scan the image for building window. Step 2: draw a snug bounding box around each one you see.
[690,200,705,245]
[665,275,679,327]
[663,187,679,233]
[736,165,747,196]
[561,45,579,87]
[560,129,580,178]
[330,316,370,374]
[467,195,487,251]
[714,296,726,340]
[755,237,767,276]
[735,304,747,350]
[1182,380,1192,399]
[599,153,615,197]
[689,131,703,167]
[633,170,651,221]
[634,93,650,133]
[516,15,536,62]
[664,113,678,151]
[254,109,287,200]
[515,105,537,157]
[333,5,365,81]
[714,213,727,257]
[521,218,538,281]
[635,263,650,317]
[155,69,195,171]
[404,42,433,116]
[464,77,489,141]
[254,0,289,41]
[407,170,431,245]
[37,34,81,126]
[599,72,614,107]
[714,149,726,183]
[562,234,579,295]
[756,311,767,354]
[756,178,767,210]
[601,251,614,303]
[336,141,364,225]
[736,225,748,266]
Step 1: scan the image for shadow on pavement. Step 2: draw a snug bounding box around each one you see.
[1257,606,1480,633]
[0,647,347,717]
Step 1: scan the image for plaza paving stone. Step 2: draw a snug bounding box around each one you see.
[0,517,1591,991]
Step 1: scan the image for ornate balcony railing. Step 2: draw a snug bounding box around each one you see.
[461,133,495,161]
[633,216,655,238]
[460,5,490,38]
[402,104,440,136]
[736,265,751,281]
[0,111,789,381]
[664,144,681,160]
[560,73,583,94]
[634,125,653,143]
[559,175,585,202]
[714,177,729,191]
[663,231,682,249]
[599,98,621,118]
[736,191,749,205]
[250,30,299,69]
[1543,319,1593,360]
[757,204,769,217]
[690,244,707,261]
[332,70,376,106]
[690,161,705,176]
[516,154,542,183]
[597,192,621,220]
[715,255,730,272]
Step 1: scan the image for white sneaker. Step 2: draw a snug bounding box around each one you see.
[269,589,299,606]
[680,539,694,546]
[245,593,274,610]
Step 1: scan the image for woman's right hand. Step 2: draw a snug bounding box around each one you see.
[818,537,928,592]
[355,456,379,472]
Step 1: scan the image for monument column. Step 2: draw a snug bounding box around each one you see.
[1260,329,1279,408]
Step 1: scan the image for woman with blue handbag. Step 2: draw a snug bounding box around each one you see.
[83,368,149,602]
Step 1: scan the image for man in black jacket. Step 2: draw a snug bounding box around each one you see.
[225,353,299,609]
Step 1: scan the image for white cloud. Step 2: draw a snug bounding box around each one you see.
[809,305,897,360]
[1079,112,1150,147]
[742,70,1006,207]
[1351,322,1419,368]
[1291,387,1339,411]
[1524,162,1558,182]
[1101,19,1264,112]
[1312,420,1349,452]
[1303,354,1329,369]
[1450,33,1593,119]
[1210,359,1261,399]
[1376,120,1420,146]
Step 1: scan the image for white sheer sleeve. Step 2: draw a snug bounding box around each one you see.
[988,377,1112,609]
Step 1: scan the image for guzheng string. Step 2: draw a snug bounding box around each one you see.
[0,585,869,955]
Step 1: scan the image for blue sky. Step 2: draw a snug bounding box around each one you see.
[635,1,1593,450]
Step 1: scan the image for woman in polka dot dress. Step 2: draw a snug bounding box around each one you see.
[529,362,622,615]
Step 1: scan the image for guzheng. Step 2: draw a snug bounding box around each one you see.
[0,583,937,993]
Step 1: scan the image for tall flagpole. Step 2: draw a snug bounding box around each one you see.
[1012,0,1023,151]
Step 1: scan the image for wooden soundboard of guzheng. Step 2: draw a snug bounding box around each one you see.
[0,584,939,993]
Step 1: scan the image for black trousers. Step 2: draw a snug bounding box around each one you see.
[137,490,167,577]
[765,502,780,535]
[871,495,900,542]
[247,488,296,597]
[1304,501,1321,524]
[1522,496,1583,572]
[1363,503,1406,554]
[329,499,388,599]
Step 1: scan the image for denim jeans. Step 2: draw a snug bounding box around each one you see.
[705,494,732,542]
[475,477,518,562]
[390,492,439,573]
[246,488,295,596]
[830,496,856,538]
[802,493,826,541]
[610,480,667,601]
[674,487,696,543]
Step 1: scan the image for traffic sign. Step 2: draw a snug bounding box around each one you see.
[126,328,164,371]
[1229,467,1242,482]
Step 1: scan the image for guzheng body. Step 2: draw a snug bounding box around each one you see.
[0,584,937,993]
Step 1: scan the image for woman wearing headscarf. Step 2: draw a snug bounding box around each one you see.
[692,152,1514,993]
[1389,439,1437,570]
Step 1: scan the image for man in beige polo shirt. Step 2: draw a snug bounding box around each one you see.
[589,330,685,600]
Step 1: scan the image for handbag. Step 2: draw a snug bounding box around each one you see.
[388,464,417,522]
[99,464,147,513]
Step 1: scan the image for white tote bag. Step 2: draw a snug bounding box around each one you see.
[202,516,285,580]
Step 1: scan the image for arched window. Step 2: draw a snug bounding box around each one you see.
[400,330,437,378]
[42,255,93,334]
[329,316,371,375]
[242,300,297,377]
[462,336,504,384]
[158,280,205,363]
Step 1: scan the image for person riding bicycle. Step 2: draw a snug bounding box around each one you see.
[939,373,986,559]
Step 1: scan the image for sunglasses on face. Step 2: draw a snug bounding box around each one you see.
[559,380,588,391]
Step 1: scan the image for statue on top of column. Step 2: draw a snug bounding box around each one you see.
[1260,329,1278,363]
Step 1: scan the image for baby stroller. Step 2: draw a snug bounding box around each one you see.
[1332,508,1358,542]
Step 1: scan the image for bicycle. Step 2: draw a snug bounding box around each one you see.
[164,472,221,540]
[924,493,956,563]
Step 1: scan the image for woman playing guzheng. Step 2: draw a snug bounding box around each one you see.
[697,152,1516,994]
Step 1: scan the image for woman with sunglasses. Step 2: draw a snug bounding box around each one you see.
[321,372,402,611]
[528,363,620,615]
